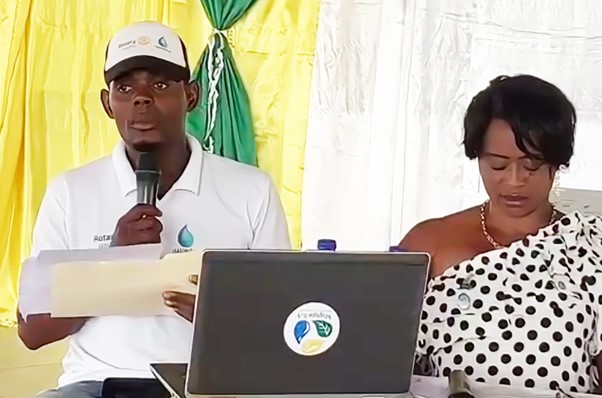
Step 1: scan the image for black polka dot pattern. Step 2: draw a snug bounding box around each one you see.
[415,212,602,393]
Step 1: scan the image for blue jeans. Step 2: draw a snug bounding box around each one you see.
[36,381,103,398]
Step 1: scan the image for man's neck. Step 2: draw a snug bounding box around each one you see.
[127,137,191,197]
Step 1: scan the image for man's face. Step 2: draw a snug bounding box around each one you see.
[101,69,198,151]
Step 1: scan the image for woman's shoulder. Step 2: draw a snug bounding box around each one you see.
[399,207,485,276]
[400,207,479,247]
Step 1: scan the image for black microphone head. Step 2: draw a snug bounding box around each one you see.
[137,152,159,173]
[136,152,160,206]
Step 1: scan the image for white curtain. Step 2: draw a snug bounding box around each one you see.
[301,0,602,251]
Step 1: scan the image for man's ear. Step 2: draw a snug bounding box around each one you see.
[186,81,200,112]
[100,88,114,119]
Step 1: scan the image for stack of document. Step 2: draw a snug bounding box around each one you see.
[410,375,598,398]
[19,244,202,318]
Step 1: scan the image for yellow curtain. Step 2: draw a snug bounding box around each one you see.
[0,0,320,326]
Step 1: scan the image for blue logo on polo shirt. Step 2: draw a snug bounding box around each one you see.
[177,225,194,248]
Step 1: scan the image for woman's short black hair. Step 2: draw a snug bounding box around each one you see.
[463,74,576,167]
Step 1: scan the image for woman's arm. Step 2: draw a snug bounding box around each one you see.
[398,218,443,277]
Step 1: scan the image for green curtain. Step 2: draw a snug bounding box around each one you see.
[187,0,258,166]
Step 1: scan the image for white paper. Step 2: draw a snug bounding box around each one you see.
[18,257,51,318]
[18,244,163,318]
[50,251,202,317]
[36,243,163,263]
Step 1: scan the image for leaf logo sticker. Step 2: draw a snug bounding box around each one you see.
[283,302,341,357]
[313,320,333,338]
[294,320,310,343]
[301,339,324,354]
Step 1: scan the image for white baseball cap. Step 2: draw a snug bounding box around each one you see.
[104,21,190,84]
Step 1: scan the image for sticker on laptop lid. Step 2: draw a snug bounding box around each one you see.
[283,302,340,356]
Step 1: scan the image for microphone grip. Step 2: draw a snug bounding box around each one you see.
[137,181,159,206]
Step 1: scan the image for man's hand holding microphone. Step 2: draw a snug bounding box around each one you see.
[110,152,197,322]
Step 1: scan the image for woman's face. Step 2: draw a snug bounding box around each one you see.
[478,119,557,217]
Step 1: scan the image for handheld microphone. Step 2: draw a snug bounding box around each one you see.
[136,152,160,206]
[447,370,474,398]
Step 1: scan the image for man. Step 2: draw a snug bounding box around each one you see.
[17,21,290,397]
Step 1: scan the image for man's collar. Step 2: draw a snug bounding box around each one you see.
[112,135,203,198]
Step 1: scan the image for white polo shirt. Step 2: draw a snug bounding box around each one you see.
[28,135,291,386]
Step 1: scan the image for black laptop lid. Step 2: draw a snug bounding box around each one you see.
[187,251,429,396]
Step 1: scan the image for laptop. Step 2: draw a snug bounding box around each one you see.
[552,187,602,216]
[151,250,429,398]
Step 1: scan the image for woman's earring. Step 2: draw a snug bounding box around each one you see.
[550,167,564,204]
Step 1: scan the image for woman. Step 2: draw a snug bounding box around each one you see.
[400,74,602,394]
